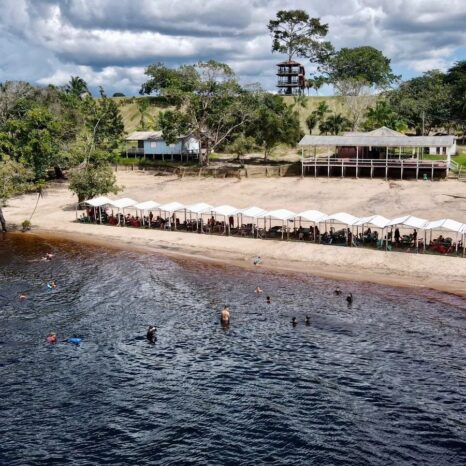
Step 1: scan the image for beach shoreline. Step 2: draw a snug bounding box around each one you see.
[4,172,466,298]
[11,225,466,299]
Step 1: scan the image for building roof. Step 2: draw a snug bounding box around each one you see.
[343,127,406,137]
[299,134,456,148]
[126,131,162,141]
[276,60,302,66]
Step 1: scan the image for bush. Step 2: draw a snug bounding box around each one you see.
[21,219,31,231]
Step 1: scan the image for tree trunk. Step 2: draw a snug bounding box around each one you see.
[0,206,7,232]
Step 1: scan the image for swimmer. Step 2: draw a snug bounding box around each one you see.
[19,293,27,300]
[255,286,263,294]
[346,293,353,304]
[42,253,54,261]
[47,332,57,344]
[253,256,262,266]
[48,280,57,289]
[146,325,157,343]
[266,296,271,304]
[220,305,230,324]
[291,317,297,327]
[334,287,342,296]
[305,316,311,325]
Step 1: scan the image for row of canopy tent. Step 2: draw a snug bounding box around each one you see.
[80,197,466,255]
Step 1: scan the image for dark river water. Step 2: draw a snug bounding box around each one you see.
[1,234,466,466]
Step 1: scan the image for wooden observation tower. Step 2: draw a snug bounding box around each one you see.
[276,60,305,95]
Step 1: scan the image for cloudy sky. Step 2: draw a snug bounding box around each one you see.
[0,0,465,95]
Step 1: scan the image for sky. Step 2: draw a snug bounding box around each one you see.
[0,0,465,96]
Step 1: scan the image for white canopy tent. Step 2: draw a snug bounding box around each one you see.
[158,202,186,229]
[209,205,240,234]
[83,196,112,207]
[133,201,160,227]
[185,203,213,232]
[387,215,428,250]
[424,218,466,255]
[259,209,297,239]
[79,196,112,224]
[295,210,327,242]
[237,207,268,237]
[321,212,360,246]
[354,215,391,248]
[107,198,138,225]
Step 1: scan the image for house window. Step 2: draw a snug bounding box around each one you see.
[150,142,157,148]
[442,147,447,155]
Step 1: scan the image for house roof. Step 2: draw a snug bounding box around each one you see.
[299,134,456,148]
[276,60,302,66]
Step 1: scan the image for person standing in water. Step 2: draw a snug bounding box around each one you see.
[220,306,230,324]
[305,316,311,325]
[146,325,157,343]
[334,287,342,296]
[266,296,271,304]
[291,317,297,327]
[255,286,263,294]
[346,293,353,304]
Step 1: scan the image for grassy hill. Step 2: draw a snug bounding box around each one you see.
[114,95,380,134]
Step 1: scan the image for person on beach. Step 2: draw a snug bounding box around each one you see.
[220,306,230,325]
[266,296,271,304]
[146,325,157,343]
[334,287,342,296]
[255,286,263,294]
[291,317,297,327]
[394,228,401,245]
[346,293,353,305]
[253,256,262,266]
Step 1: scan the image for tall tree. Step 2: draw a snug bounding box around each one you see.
[268,10,333,62]
[388,70,452,134]
[320,46,398,94]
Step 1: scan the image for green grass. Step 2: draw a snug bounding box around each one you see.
[115,156,198,168]
[452,154,466,167]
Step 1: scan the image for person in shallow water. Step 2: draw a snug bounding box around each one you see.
[266,296,271,304]
[146,325,157,343]
[48,280,57,289]
[220,306,230,324]
[255,286,263,294]
[334,287,342,296]
[47,332,57,344]
[19,293,27,300]
[305,316,311,325]
[291,317,297,327]
[346,293,353,304]
[253,256,262,266]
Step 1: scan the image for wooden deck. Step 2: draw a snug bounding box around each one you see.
[301,157,448,180]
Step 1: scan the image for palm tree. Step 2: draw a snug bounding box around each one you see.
[319,113,351,135]
[132,99,154,130]
[65,76,89,97]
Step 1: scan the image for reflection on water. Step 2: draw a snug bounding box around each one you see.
[1,233,466,465]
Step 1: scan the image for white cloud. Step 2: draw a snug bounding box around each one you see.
[0,0,464,94]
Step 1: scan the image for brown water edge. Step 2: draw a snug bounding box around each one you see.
[8,228,466,300]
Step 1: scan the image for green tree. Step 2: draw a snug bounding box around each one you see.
[133,98,154,130]
[0,156,33,231]
[68,163,121,204]
[320,46,398,94]
[364,100,407,132]
[388,70,452,134]
[306,114,318,134]
[65,76,89,97]
[445,61,466,124]
[226,134,256,162]
[268,10,333,62]
[319,113,351,135]
[247,94,301,161]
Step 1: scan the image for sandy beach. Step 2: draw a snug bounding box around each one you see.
[4,171,466,296]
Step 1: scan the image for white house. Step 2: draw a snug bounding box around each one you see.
[428,134,457,157]
[125,131,200,161]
